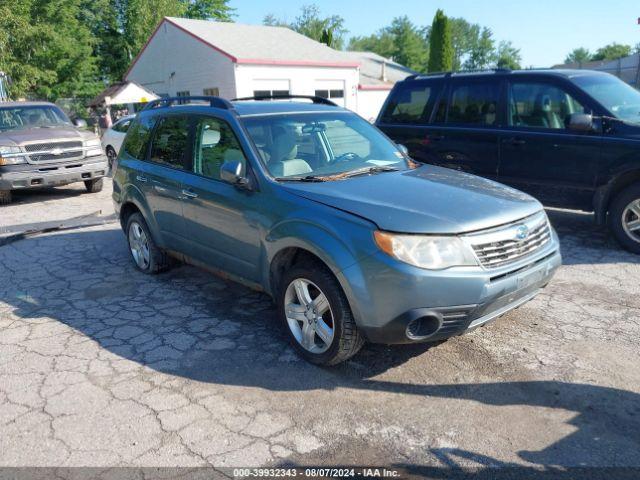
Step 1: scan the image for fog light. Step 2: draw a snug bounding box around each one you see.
[406,315,441,340]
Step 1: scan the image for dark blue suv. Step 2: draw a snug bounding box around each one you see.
[377,69,640,253]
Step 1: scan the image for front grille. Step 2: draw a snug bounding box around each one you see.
[24,141,82,152]
[23,140,83,163]
[466,212,551,269]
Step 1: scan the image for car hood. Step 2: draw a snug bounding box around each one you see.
[0,126,89,145]
[281,165,542,234]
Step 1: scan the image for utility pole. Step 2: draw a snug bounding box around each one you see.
[0,71,9,102]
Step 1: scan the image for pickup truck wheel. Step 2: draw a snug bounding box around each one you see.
[84,178,103,193]
[0,190,12,205]
[125,212,172,273]
[609,184,640,254]
[278,262,364,366]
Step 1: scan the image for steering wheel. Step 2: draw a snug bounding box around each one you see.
[332,152,360,163]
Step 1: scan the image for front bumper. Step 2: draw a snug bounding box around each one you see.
[340,232,562,344]
[0,156,108,190]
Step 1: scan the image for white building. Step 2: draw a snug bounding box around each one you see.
[124,17,415,120]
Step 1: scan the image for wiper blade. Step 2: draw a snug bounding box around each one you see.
[275,175,326,182]
[339,165,399,178]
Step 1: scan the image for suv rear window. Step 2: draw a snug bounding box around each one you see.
[380,82,437,124]
[122,116,156,160]
[447,82,499,126]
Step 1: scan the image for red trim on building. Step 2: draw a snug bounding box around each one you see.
[358,84,393,91]
[236,58,360,68]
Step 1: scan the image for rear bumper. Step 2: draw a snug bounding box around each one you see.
[341,233,562,344]
[0,157,108,190]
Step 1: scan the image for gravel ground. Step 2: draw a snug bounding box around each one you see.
[0,179,638,475]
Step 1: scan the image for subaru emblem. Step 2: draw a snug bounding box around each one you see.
[515,225,529,241]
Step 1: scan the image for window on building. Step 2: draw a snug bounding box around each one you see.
[149,115,189,169]
[447,82,499,126]
[193,117,247,180]
[203,87,219,96]
[122,116,156,160]
[380,83,436,124]
[176,90,190,104]
[315,89,345,100]
[508,82,587,129]
[253,89,290,98]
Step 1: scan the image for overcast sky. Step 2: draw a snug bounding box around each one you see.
[234,0,640,67]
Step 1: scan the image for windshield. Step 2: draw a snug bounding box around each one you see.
[241,112,408,180]
[573,74,640,123]
[0,105,71,132]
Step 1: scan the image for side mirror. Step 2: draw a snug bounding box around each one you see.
[73,118,87,129]
[220,160,250,189]
[397,144,409,156]
[567,113,594,133]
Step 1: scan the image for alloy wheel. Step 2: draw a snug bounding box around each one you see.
[283,278,334,354]
[128,221,150,269]
[622,198,640,244]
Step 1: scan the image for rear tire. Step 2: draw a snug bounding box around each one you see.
[608,184,640,254]
[84,178,103,193]
[125,212,172,274]
[0,190,12,205]
[277,261,364,366]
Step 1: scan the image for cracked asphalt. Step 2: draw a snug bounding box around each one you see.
[1,179,639,472]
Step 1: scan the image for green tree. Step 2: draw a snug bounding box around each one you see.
[495,41,521,70]
[591,43,632,61]
[564,47,591,65]
[427,9,453,72]
[348,32,396,59]
[464,27,495,70]
[264,5,347,49]
[0,0,100,100]
[448,17,480,71]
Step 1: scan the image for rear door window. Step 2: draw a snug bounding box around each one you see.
[446,81,499,126]
[380,82,438,124]
[122,116,156,160]
[149,115,189,169]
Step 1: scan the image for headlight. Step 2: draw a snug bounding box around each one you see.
[84,138,103,157]
[374,231,478,270]
[0,145,26,165]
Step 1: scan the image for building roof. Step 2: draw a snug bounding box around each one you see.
[340,51,416,89]
[162,17,359,68]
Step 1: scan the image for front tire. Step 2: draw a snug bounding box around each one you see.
[277,262,364,366]
[84,178,103,193]
[0,190,12,205]
[609,184,640,254]
[125,212,172,274]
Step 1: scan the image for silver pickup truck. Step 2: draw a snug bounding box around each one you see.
[0,101,109,204]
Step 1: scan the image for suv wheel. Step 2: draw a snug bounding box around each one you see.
[277,262,364,366]
[609,184,640,254]
[84,178,103,193]
[0,190,12,205]
[125,212,172,273]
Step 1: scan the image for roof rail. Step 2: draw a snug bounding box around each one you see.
[142,96,234,111]
[231,94,337,107]
[408,68,512,81]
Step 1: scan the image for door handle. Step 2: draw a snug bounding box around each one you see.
[502,137,526,146]
[181,189,198,199]
[136,175,147,182]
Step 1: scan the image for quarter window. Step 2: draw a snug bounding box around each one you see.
[381,83,435,124]
[447,82,499,126]
[193,117,247,180]
[149,115,189,169]
[122,116,156,160]
[509,82,587,129]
